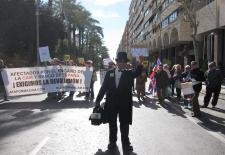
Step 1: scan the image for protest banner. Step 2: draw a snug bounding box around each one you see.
[39,46,51,62]
[1,66,93,96]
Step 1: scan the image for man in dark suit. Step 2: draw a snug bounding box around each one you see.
[95,52,143,154]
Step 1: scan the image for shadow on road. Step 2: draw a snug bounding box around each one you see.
[94,148,138,155]
[208,107,225,114]
[198,111,225,135]
[0,98,95,110]
[133,96,187,118]
[133,96,161,110]
[0,109,59,139]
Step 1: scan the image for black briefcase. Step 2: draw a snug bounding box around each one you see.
[89,106,104,126]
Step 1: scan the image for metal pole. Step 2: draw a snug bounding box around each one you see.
[36,0,40,66]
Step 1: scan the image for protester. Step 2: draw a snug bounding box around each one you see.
[108,61,115,70]
[127,62,135,93]
[163,64,172,97]
[46,58,64,100]
[95,52,143,154]
[136,70,147,101]
[85,60,97,100]
[148,58,161,96]
[173,64,182,101]
[170,65,176,96]
[163,64,171,79]
[155,64,169,104]
[68,59,76,99]
[202,62,223,108]
[190,61,205,117]
[181,65,192,108]
[0,59,9,101]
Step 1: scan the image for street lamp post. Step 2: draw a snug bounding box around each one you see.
[36,0,40,66]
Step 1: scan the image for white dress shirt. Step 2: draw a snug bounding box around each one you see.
[115,68,122,88]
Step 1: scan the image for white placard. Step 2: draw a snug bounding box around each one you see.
[39,46,51,62]
[131,48,149,57]
[1,66,93,96]
[103,58,113,66]
[181,82,194,95]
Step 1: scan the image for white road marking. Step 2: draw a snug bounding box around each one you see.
[29,137,50,155]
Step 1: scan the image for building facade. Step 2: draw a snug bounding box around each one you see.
[118,0,225,73]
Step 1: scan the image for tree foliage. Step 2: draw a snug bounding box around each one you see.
[177,0,202,63]
[0,0,109,68]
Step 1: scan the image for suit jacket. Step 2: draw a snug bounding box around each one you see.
[96,65,143,124]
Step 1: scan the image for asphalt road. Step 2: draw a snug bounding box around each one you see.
[0,77,225,155]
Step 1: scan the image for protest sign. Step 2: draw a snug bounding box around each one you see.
[64,55,70,62]
[1,66,93,96]
[131,48,149,57]
[103,58,113,66]
[78,58,85,65]
[142,60,149,68]
[39,46,51,62]
[181,82,194,95]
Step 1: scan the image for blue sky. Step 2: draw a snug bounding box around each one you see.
[42,0,131,59]
[79,0,131,59]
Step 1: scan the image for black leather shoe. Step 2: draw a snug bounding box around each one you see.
[108,143,118,150]
[123,144,133,155]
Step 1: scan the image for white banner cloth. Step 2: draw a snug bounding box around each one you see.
[1,66,93,96]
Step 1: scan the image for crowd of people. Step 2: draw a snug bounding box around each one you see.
[150,60,224,117]
[1,54,224,154]
[0,57,98,102]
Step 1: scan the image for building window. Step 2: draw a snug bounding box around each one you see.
[161,18,169,28]
[162,0,174,9]
[144,9,149,17]
[169,11,177,23]
[207,0,215,4]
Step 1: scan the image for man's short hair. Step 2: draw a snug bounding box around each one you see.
[208,61,216,68]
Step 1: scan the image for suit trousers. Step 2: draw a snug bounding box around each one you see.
[109,106,130,147]
[204,86,221,107]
